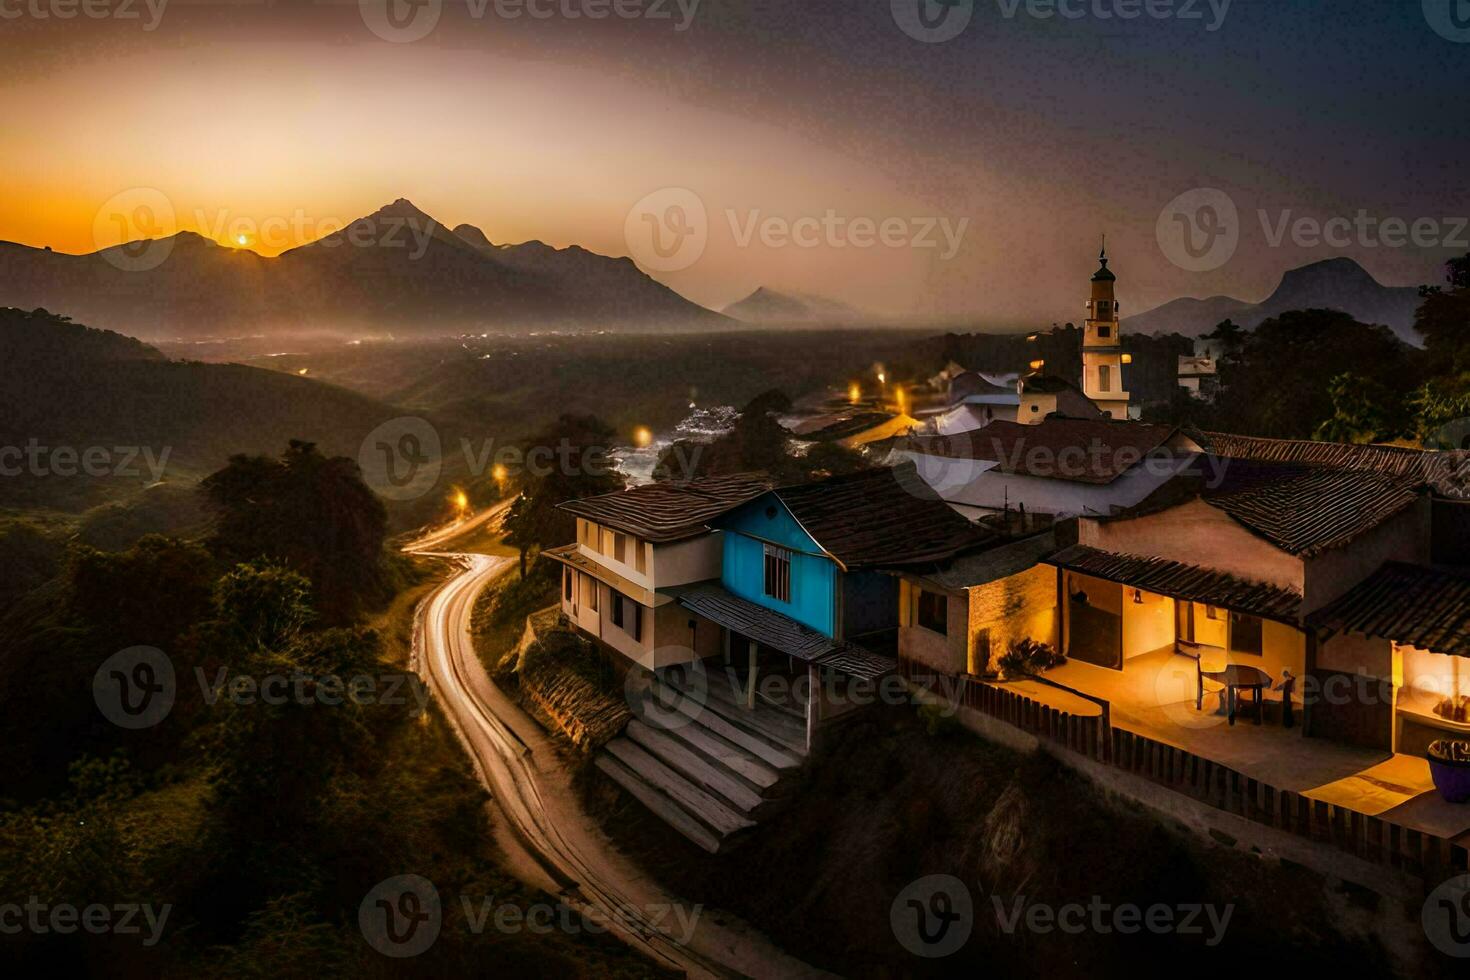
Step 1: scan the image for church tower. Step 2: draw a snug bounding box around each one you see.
[1082,241,1131,419]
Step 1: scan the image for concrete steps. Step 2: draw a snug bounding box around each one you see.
[594,754,723,854]
[596,664,812,852]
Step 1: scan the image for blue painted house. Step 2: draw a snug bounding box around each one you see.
[693,463,994,654]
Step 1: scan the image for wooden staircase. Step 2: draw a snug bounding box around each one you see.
[595,664,808,853]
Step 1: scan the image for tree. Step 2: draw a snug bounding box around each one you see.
[1313,373,1405,444]
[201,441,389,623]
[502,415,624,576]
[214,561,314,654]
[1209,309,1411,440]
[1202,318,1246,359]
[1414,253,1470,371]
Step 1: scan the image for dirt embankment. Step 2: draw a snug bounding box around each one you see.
[580,707,1411,978]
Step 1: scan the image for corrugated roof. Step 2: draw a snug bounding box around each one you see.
[558,473,772,542]
[769,462,996,569]
[1047,544,1303,623]
[905,418,1187,486]
[1306,562,1470,657]
[665,580,895,679]
[1203,460,1423,558]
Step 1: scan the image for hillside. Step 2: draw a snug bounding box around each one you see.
[0,199,723,341]
[0,307,447,513]
[1125,258,1423,345]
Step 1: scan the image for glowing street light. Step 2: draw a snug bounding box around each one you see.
[633,426,654,448]
[848,382,862,404]
[1029,359,1045,371]
[491,463,509,483]
[452,489,469,514]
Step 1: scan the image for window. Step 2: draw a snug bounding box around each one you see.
[1097,301,1110,319]
[611,594,643,641]
[589,580,599,612]
[635,541,646,574]
[917,589,948,634]
[1098,324,1111,338]
[613,532,627,563]
[564,569,572,601]
[1230,612,1263,656]
[1098,364,1111,392]
[763,544,792,603]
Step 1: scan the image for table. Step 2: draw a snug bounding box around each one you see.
[1198,663,1273,726]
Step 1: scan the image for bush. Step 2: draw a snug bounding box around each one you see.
[996,637,1065,679]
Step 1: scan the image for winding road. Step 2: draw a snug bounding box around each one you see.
[407,514,825,979]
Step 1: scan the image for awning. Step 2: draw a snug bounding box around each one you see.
[1046,545,1302,624]
[662,581,896,680]
[540,544,658,606]
[1306,561,1470,657]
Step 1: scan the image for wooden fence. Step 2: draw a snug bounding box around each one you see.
[899,658,1469,886]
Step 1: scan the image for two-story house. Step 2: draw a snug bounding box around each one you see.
[543,474,771,671]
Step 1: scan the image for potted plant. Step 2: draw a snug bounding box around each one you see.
[1427,739,1470,804]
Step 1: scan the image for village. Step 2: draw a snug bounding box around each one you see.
[537,247,1470,905]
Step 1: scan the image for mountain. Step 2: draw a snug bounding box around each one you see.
[1124,258,1424,345]
[723,286,862,324]
[0,199,724,340]
[0,306,441,513]
[450,223,710,322]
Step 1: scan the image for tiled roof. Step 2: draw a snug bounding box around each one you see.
[771,462,996,569]
[1047,544,1303,623]
[1306,562,1470,657]
[1203,460,1423,558]
[665,581,895,679]
[905,418,1187,486]
[1199,431,1470,500]
[558,473,772,542]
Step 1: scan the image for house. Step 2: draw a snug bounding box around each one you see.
[543,473,771,670]
[1017,373,1106,424]
[677,462,997,695]
[893,416,1203,521]
[1178,337,1220,400]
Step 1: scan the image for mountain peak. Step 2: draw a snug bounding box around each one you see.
[452,223,495,250]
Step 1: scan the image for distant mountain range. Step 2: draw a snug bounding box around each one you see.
[723,286,861,324]
[1124,258,1425,346]
[0,199,725,341]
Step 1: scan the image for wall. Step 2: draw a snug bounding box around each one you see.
[649,532,722,588]
[897,577,967,675]
[1122,590,1174,658]
[967,565,1057,674]
[842,569,899,642]
[1081,499,1304,594]
[722,530,836,636]
[1303,498,1431,615]
[575,518,652,591]
[718,495,837,637]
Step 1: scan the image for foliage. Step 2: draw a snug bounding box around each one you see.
[213,560,315,653]
[1312,372,1407,444]
[201,441,389,623]
[1414,253,1470,372]
[1209,309,1411,439]
[68,534,216,648]
[1410,373,1470,448]
[502,414,625,575]
[996,637,1065,678]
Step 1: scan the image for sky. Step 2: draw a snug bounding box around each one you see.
[2,0,1467,325]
